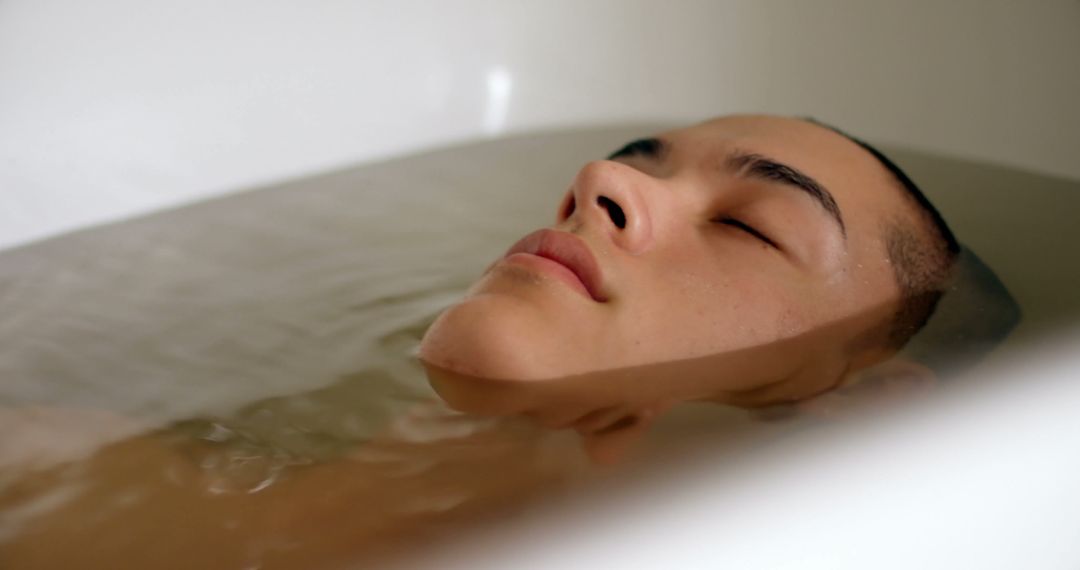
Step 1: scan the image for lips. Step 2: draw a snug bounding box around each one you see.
[503,229,608,302]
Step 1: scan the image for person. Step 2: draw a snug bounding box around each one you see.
[419,114,960,463]
[0,114,968,567]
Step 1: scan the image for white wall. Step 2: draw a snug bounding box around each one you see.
[2,0,1078,251]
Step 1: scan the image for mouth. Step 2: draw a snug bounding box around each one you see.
[502,229,608,302]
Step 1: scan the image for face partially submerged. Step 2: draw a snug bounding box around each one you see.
[420,115,925,435]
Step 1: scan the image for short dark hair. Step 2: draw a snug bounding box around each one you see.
[809,119,961,350]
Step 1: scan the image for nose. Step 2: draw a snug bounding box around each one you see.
[557,160,654,254]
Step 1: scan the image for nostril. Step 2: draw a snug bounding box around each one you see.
[597,196,626,229]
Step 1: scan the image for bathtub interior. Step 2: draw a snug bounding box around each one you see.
[0,125,1077,567]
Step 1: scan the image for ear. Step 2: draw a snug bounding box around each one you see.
[791,357,938,420]
[577,402,672,467]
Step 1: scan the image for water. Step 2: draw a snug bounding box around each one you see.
[0,126,1077,568]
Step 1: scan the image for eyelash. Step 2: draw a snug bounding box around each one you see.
[607,138,660,160]
[715,217,779,249]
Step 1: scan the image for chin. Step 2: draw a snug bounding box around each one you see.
[418,293,577,416]
[418,292,566,382]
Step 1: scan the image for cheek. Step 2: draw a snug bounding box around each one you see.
[615,251,806,359]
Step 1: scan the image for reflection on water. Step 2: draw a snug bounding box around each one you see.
[0,126,1075,568]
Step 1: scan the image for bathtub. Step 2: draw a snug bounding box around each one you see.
[1,1,1079,569]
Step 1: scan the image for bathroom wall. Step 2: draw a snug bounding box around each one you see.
[2,0,1078,250]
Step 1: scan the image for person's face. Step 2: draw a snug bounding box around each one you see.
[420,115,908,421]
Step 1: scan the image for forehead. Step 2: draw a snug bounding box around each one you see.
[665,115,888,195]
[668,114,909,227]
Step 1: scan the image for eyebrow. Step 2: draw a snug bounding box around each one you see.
[725,150,847,238]
[607,138,847,239]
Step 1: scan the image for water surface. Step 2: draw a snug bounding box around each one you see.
[0,126,1076,568]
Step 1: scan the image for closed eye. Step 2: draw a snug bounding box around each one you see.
[606,137,664,160]
[716,217,779,249]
